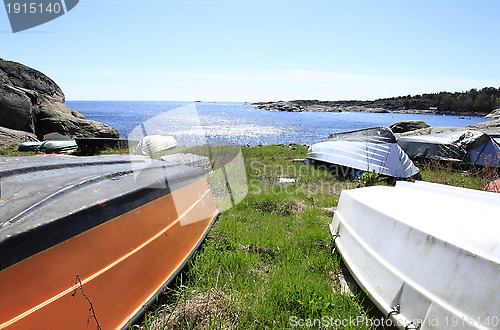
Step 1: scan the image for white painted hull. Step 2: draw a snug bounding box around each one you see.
[331,181,500,329]
[307,140,419,178]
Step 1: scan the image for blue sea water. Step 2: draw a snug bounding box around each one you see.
[66,101,488,146]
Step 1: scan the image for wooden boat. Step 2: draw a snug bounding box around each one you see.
[307,127,419,178]
[0,154,218,329]
[331,181,500,329]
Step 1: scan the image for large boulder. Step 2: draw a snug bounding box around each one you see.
[0,59,64,102]
[0,126,38,147]
[0,84,36,132]
[36,96,118,138]
[395,126,463,139]
[485,108,500,119]
[0,59,118,141]
[390,120,430,134]
[467,119,500,135]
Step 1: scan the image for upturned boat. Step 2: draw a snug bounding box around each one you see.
[0,154,218,329]
[331,181,500,329]
[307,127,419,178]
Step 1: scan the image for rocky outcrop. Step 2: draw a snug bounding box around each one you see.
[467,119,500,135]
[395,126,463,139]
[253,100,438,114]
[390,120,430,134]
[0,59,118,146]
[254,101,306,112]
[255,100,340,112]
[485,108,500,119]
[0,126,38,146]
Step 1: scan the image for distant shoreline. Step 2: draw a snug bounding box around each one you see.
[252,100,487,117]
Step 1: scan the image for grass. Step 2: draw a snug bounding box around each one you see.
[416,159,499,190]
[0,144,130,157]
[132,145,371,330]
[0,145,38,157]
[2,143,498,329]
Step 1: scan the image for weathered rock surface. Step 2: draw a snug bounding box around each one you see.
[0,59,64,102]
[395,126,463,139]
[0,84,36,133]
[485,108,500,119]
[0,58,118,145]
[390,120,430,134]
[467,119,500,135]
[255,101,306,112]
[0,126,38,146]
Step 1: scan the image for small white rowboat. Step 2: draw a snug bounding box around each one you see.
[307,127,419,178]
[331,181,500,329]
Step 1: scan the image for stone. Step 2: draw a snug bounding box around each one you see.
[485,108,500,119]
[0,58,64,102]
[390,120,430,134]
[0,59,119,140]
[467,119,500,135]
[395,126,463,139]
[36,96,118,138]
[0,126,38,147]
[0,84,35,133]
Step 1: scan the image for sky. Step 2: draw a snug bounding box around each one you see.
[1,0,500,102]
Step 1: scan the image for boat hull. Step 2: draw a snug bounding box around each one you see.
[307,127,419,178]
[331,181,500,330]
[0,155,218,329]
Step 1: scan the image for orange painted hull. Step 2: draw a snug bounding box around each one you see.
[0,177,218,329]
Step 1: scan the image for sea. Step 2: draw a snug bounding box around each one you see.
[66,101,488,146]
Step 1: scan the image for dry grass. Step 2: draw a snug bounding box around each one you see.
[141,289,236,330]
[417,159,500,190]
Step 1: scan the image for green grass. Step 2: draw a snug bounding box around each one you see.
[0,145,37,157]
[0,144,130,157]
[416,159,499,190]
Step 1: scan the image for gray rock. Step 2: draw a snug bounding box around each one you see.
[0,59,118,140]
[0,58,64,102]
[485,108,500,119]
[256,101,305,112]
[390,120,430,134]
[36,96,117,138]
[467,119,500,135]
[0,84,35,133]
[395,126,463,139]
[0,126,38,147]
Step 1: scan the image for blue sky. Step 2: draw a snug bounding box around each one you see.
[1,0,500,102]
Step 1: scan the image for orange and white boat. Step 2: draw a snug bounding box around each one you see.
[0,154,219,329]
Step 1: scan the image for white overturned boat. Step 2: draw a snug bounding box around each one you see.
[307,127,419,178]
[331,181,500,329]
